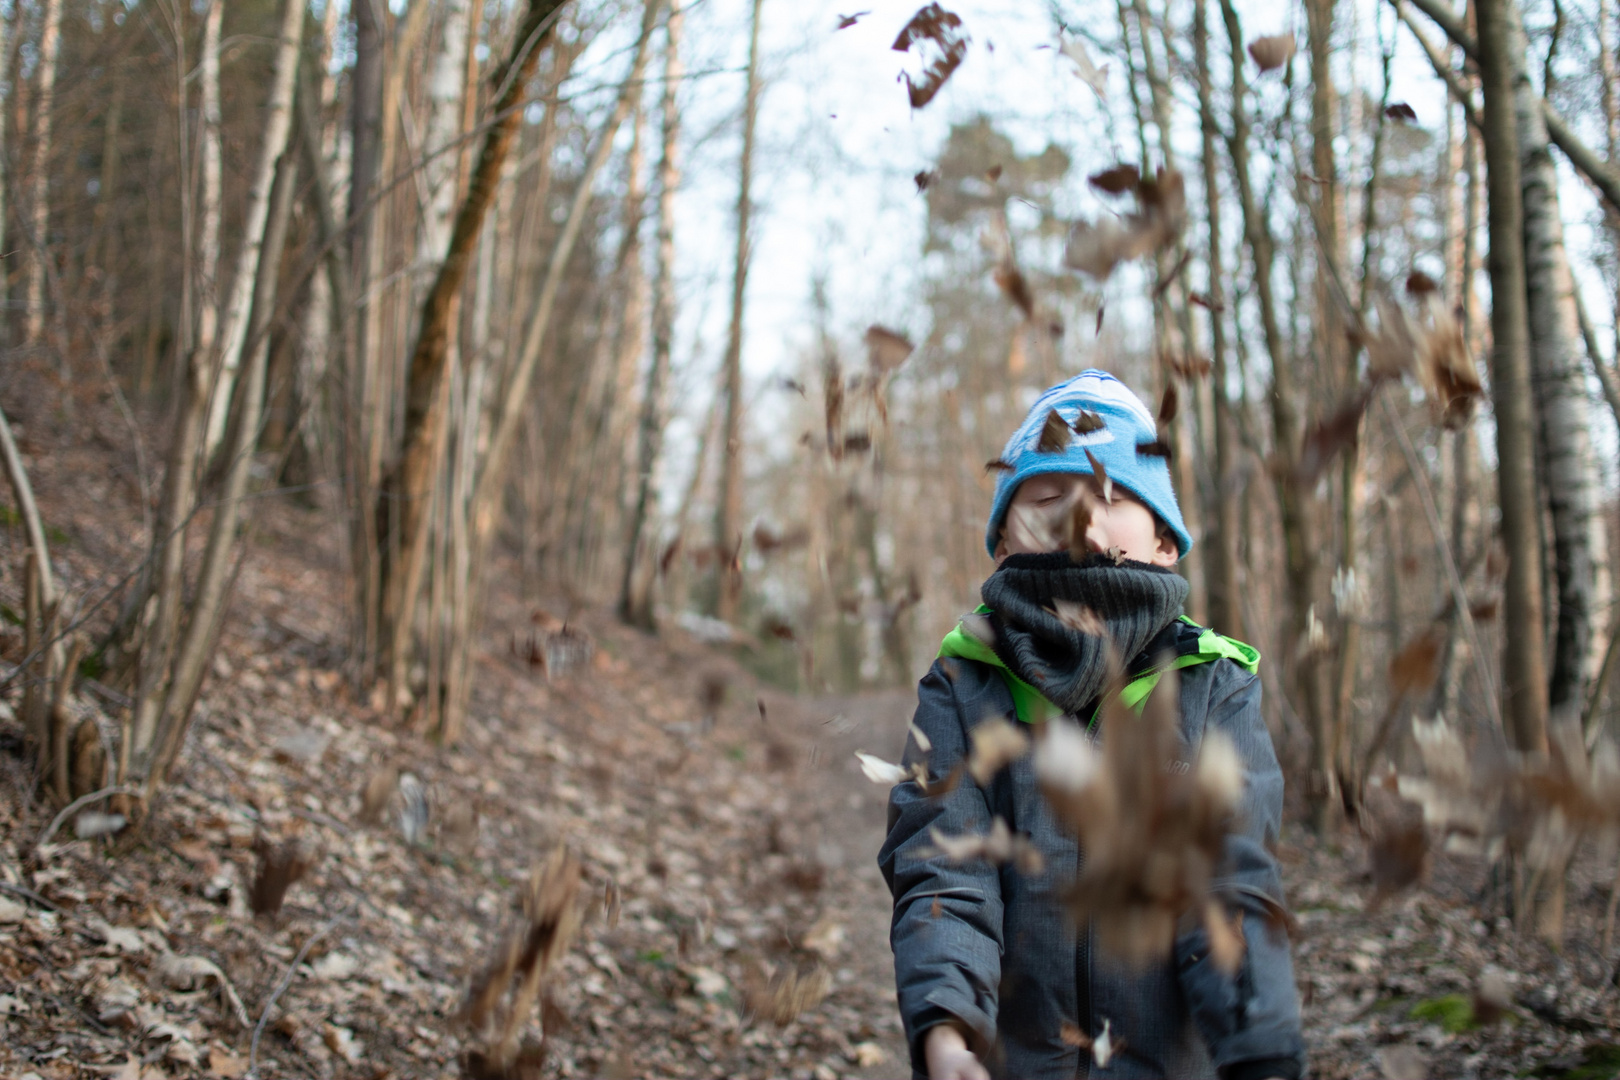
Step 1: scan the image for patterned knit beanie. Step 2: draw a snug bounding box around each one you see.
[985,370,1192,558]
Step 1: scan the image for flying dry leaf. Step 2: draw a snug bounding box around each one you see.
[915,168,939,192]
[399,772,429,845]
[250,839,309,917]
[892,3,969,109]
[994,261,1035,318]
[1088,164,1140,194]
[1405,270,1438,295]
[1104,545,1126,565]
[1091,1018,1119,1067]
[1072,409,1105,434]
[1389,627,1444,697]
[1059,35,1109,97]
[836,10,869,29]
[1384,102,1418,123]
[908,722,933,754]
[968,717,1030,784]
[985,457,1015,473]
[1158,384,1179,425]
[961,612,996,647]
[1247,33,1296,72]
[1051,599,1106,636]
[1204,899,1246,974]
[842,431,873,454]
[1188,291,1224,313]
[1067,497,1095,562]
[1136,440,1172,461]
[865,324,915,371]
[745,963,832,1026]
[1167,352,1214,379]
[855,751,909,785]
[1295,392,1370,485]
[986,163,1003,182]
[1083,449,1112,503]
[1038,408,1071,453]
[928,817,1045,873]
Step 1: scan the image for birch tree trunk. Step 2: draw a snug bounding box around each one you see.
[1506,3,1610,717]
[1195,0,1241,639]
[714,0,764,623]
[194,0,224,388]
[202,0,304,457]
[1476,0,1550,752]
[372,0,571,700]
[22,0,61,345]
[621,0,683,629]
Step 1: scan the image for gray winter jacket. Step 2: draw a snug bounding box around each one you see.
[878,618,1305,1080]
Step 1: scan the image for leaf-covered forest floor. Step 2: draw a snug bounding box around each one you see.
[2,389,1620,1080]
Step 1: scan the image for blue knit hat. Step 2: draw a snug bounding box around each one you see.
[985,370,1192,558]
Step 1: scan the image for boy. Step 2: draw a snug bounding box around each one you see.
[879,371,1304,1080]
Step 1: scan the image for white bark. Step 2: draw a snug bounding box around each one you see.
[195,0,224,370]
[1509,8,1610,711]
[23,0,62,344]
[202,0,305,456]
[420,0,471,271]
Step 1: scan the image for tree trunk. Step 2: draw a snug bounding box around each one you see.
[1507,3,1609,718]
[202,0,303,457]
[713,0,764,623]
[22,0,61,345]
[1195,0,1240,639]
[1476,0,1550,752]
[372,0,572,699]
[1220,0,1333,825]
[621,0,684,629]
[194,0,224,390]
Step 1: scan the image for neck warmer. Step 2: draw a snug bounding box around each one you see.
[980,552,1190,714]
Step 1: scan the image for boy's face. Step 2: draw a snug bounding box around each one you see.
[995,473,1179,568]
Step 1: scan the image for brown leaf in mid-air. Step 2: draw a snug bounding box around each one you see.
[994,261,1035,318]
[1188,291,1224,313]
[1072,409,1104,434]
[1167,353,1214,380]
[968,717,1030,784]
[1104,545,1126,565]
[1158,384,1179,425]
[914,168,938,192]
[1405,270,1438,295]
[986,163,1003,182]
[250,839,309,917]
[1389,627,1444,697]
[891,3,969,109]
[1088,164,1140,194]
[836,10,869,29]
[866,325,914,372]
[842,431,873,455]
[1038,408,1071,453]
[1295,392,1370,485]
[1136,439,1172,461]
[985,457,1015,473]
[929,817,1044,874]
[1065,217,1144,281]
[1084,449,1112,503]
[1204,900,1246,974]
[1059,35,1109,97]
[1051,599,1106,637]
[1384,102,1418,123]
[1247,32,1296,71]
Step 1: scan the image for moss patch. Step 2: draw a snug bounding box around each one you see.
[1411,993,1478,1034]
[1533,1044,1620,1080]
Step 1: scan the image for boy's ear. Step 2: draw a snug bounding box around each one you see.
[1150,526,1179,568]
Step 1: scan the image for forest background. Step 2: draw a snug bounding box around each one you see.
[4,0,1620,1073]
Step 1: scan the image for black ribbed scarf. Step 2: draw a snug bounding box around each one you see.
[980,552,1190,714]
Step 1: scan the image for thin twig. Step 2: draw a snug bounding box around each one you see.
[0,880,60,911]
[246,917,342,1080]
[35,784,146,851]
[1376,392,1501,729]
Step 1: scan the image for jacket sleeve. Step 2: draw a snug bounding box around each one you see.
[878,663,1005,1076]
[1175,663,1306,1080]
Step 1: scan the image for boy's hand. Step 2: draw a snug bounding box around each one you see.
[924,1022,988,1080]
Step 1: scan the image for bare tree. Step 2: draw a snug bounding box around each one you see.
[22,0,62,344]
[714,0,765,623]
[622,0,685,629]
